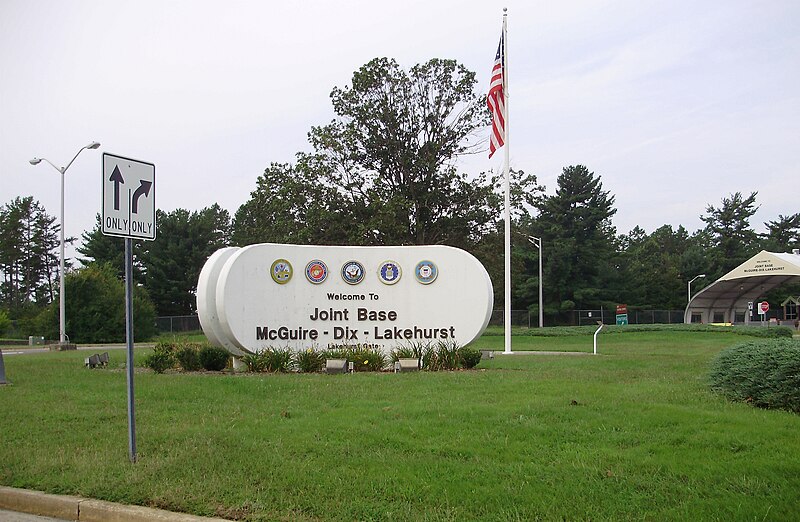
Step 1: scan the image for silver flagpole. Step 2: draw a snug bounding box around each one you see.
[502,8,512,354]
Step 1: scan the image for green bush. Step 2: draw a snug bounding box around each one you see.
[458,347,482,369]
[0,309,11,336]
[732,326,793,338]
[422,341,461,371]
[176,342,203,371]
[264,347,294,372]
[391,341,427,362]
[295,348,325,373]
[39,263,157,343]
[199,344,230,371]
[391,346,418,361]
[323,344,386,371]
[241,352,267,372]
[484,323,796,338]
[144,342,177,373]
[241,347,294,372]
[709,339,800,413]
[353,346,386,372]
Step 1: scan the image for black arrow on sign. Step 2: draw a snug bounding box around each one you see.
[109,166,125,210]
[131,180,152,214]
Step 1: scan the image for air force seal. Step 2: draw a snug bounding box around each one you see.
[378,260,402,285]
[270,259,293,284]
[341,260,365,285]
[305,260,328,284]
[414,260,438,284]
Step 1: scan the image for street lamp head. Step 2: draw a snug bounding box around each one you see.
[86,141,101,150]
[29,158,42,165]
[699,274,706,278]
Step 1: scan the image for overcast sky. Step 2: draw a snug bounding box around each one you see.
[2,0,798,262]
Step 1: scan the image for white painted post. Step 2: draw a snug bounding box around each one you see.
[593,322,604,355]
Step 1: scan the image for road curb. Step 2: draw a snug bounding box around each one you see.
[0,487,81,520]
[0,486,229,521]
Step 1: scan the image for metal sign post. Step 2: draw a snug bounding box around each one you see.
[124,238,136,462]
[101,153,156,463]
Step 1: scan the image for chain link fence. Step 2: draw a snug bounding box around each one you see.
[490,309,686,327]
[156,315,201,333]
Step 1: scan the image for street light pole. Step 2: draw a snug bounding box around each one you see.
[528,236,543,328]
[30,142,101,346]
[688,274,706,304]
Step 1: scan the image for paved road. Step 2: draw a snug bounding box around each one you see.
[1,345,145,356]
[0,509,68,521]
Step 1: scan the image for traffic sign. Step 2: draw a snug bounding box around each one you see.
[102,153,156,240]
[759,301,769,314]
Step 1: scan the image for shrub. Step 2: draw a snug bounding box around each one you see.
[391,346,417,361]
[391,342,427,362]
[484,324,796,338]
[422,340,461,371]
[458,347,482,369]
[733,326,793,338]
[322,348,348,360]
[348,345,386,372]
[323,344,386,371]
[39,263,157,343]
[0,309,11,336]
[295,348,325,373]
[263,347,294,372]
[175,342,203,371]
[241,352,267,372]
[199,344,230,371]
[144,342,176,373]
[709,339,800,413]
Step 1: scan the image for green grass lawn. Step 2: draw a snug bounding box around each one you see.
[1,331,799,521]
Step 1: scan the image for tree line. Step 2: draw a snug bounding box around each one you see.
[2,57,798,340]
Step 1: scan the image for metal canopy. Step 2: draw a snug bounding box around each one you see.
[684,251,800,324]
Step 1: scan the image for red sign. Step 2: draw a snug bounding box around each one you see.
[759,301,769,314]
[616,304,627,315]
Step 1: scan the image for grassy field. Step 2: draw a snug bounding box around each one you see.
[1,331,799,521]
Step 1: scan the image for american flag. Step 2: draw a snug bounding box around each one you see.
[488,33,505,158]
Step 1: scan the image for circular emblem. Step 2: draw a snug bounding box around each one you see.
[341,260,365,285]
[270,259,293,284]
[305,259,328,284]
[378,260,402,285]
[414,260,438,284]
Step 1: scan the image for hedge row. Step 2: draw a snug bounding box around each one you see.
[483,324,795,338]
[241,341,482,373]
[144,341,482,374]
[144,341,229,373]
[709,339,800,413]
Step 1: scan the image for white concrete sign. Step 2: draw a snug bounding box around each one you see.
[197,243,493,354]
[102,153,156,240]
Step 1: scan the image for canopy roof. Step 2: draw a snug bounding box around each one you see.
[685,250,800,322]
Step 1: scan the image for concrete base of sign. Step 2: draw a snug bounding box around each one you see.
[480,350,494,360]
[231,356,247,371]
[325,359,349,374]
[394,358,420,372]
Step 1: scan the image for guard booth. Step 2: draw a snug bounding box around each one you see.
[685,250,800,325]
[782,296,800,328]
